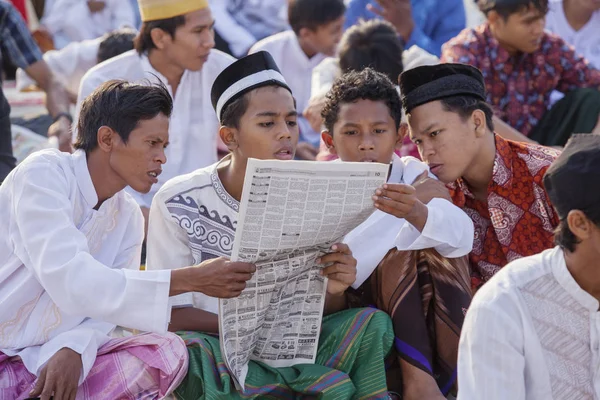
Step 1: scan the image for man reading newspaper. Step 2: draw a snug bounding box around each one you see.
[146,52,395,399]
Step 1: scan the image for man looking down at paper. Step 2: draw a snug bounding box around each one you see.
[146,52,394,399]
[399,63,561,291]
[0,80,258,399]
[321,68,474,400]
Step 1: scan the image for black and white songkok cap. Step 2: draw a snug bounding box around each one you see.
[211,51,292,123]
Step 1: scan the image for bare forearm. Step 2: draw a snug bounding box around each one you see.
[169,268,192,297]
[493,116,537,144]
[45,79,71,117]
[169,307,219,334]
[24,60,70,117]
[324,292,347,315]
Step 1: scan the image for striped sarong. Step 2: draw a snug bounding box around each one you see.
[0,332,188,399]
[349,249,472,395]
[175,308,394,400]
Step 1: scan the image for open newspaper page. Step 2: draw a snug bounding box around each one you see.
[218,158,388,391]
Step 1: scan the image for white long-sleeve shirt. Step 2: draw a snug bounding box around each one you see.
[250,30,327,146]
[16,37,100,95]
[75,49,235,208]
[41,0,135,48]
[344,155,474,288]
[209,0,289,58]
[0,149,172,383]
[458,247,600,400]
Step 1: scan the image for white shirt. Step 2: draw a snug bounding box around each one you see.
[41,0,135,49]
[546,0,600,68]
[0,149,172,383]
[344,155,474,288]
[250,30,327,145]
[209,0,289,58]
[16,37,100,96]
[76,49,235,208]
[146,158,240,314]
[458,247,600,400]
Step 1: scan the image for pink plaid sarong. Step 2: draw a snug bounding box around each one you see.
[0,332,188,399]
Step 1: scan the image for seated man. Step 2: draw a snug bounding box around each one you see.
[308,19,439,161]
[249,0,347,159]
[546,0,600,69]
[76,0,236,226]
[146,52,394,399]
[399,63,561,290]
[321,68,473,400]
[16,28,137,102]
[0,80,256,399]
[458,134,600,400]
[343,0,466,57]
[209,0,289,57]
[442,0,600,147]
[40,0,136,49]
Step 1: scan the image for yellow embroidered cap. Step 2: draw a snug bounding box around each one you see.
[138,0,209,22]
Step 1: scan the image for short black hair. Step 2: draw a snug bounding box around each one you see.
[339,20,404,84]
[221,93,250,129]
[74,80,173,153]
[288,0,346,35]
[554,210,600,252]
[134,15,186,55]
[478,0,548,19]
[439,95,495,132]
[321,68,402,133]
[97,28,137,63]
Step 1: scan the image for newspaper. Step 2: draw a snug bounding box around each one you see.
[219,158,388,391]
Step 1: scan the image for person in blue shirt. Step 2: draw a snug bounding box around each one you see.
[344,0,466,57]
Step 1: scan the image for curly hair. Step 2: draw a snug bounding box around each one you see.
[321,68,402,134]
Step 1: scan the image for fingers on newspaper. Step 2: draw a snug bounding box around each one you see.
[219,158,388,391]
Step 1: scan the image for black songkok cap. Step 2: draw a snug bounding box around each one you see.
[399,63,487,113]
[543,134,600,220]
[211,51,292,122]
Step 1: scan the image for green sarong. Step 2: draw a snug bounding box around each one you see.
[175,308,394,400]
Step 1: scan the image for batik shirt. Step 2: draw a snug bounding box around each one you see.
[441,23,600,136]
[449,134,560,289]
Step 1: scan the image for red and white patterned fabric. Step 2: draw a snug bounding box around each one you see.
[450,134,561,289]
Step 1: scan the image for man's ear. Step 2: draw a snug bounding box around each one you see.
[487,10,501,28]
[219,125,238,151]
[471,109,487,138]
[321,131,337,155]
[97,126,118,153]
[150,27,171,51]
[567,210,593,242]
[397,124,409,150]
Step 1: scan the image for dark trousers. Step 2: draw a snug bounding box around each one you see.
[529,88,600,147]
[0,87,15,184]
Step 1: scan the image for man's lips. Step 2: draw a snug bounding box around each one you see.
[429,163,443,174]
[274,147,293,160]
[148,169,162,183]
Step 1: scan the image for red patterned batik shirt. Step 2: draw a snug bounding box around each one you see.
[450,135,561,290]
[441,23,600,136]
